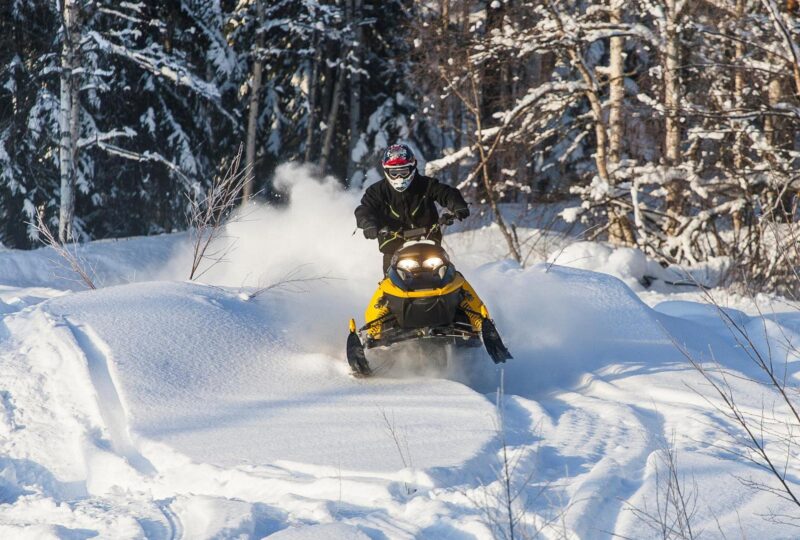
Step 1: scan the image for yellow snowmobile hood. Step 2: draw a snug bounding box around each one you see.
[363,272,487,339]
[376,273,466,298]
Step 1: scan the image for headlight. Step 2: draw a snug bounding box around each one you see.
[396,258,420,272]
[422,257,444,269]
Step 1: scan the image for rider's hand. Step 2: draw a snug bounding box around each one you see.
[454,206,470,221]
[363,226,378,240]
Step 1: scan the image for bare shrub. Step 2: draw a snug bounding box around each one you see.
[670,289,800,527]
[468,370,572,540]
[238,264,338,301]
[187,145,250,281]
[621,434,698,540]
[33,208,97,290]
[378,408,415,496]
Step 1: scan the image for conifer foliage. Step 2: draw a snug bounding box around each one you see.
[1,1,799,293]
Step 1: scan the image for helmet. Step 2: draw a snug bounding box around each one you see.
[382,144,417,192]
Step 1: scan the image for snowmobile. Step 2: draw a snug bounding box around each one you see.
[346,213,512,377]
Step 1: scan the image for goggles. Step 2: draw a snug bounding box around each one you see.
[384,165,413,180]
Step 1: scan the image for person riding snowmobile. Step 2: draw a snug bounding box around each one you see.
[346,144,511,376]
[355,144,470,273]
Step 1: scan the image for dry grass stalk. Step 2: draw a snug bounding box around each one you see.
[34,208,96,290]
[187,145,250,281]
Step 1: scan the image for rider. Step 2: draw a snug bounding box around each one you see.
[355,144,470,273]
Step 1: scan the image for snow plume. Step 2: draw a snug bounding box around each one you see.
[166,163,379,356]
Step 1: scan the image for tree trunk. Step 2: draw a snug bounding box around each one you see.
[766,78,784,146]
[466,62,522,264]
[663,0,683,236]
[560,15,636,246]
[304,32,321,163]
[319,61,346,174]
[480,1,507,186]
[59,0,80,243]
[608,3,624,164]
[243,0,264,204]
[732,0,747,237]
[346,0,363,184]
[607,2,633,245]
[663,0,680,165]
[320,39,336,125]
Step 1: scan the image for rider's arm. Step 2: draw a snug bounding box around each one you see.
[428,178,469,215]
[354,183,382,230]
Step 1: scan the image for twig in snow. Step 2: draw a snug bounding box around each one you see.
[378,408,415,496]
[32,208,97,290]
[619,432,698,540]
[463,369,572,540]
[187,145,250,281]
[239,264,340,300]
[661,287,800,526]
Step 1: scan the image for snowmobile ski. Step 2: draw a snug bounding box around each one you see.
[481,317,512,364]
[347,319,372,377]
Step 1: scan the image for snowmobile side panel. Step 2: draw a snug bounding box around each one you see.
[458,279,486,332]
[365,286,391,339]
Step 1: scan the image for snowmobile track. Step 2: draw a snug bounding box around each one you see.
[65,318,157,475]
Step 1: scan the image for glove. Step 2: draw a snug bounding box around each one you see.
[454,206,470,221]
[362,226,378,240]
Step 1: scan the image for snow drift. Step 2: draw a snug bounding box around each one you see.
[1,165,799,538]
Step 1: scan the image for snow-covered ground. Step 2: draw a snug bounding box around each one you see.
[1,166,798,539]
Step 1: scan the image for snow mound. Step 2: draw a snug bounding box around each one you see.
[470,261,671,396]
[548,241,659,289]
[268,523,370,540]
[43,281,497,472]
[0,234,185,290]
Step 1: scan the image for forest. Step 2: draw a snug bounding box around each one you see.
[2,0,799,294]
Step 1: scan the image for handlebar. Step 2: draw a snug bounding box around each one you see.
[378,212,455,242]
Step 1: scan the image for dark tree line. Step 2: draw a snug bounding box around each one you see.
[3,1,800,294]
[0,0,413,248]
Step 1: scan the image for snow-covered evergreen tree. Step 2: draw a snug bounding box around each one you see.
[0,1,235,246]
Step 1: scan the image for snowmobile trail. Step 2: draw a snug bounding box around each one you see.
[64,320,156,475]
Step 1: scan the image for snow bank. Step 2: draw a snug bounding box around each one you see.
[468,262,673,396]
[0,234,185,290]
[548,241,660,289]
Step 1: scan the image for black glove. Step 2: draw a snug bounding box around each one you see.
[454,206,470,221]
[439,213,455,226]
[363,226,378,240]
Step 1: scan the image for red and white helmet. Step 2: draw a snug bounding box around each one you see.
[382,144,417,192]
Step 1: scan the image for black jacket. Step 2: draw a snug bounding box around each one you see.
[355,173,468,254]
